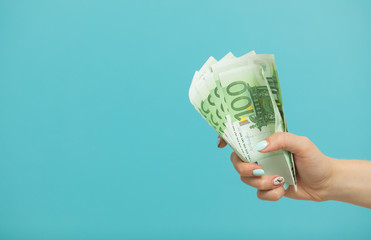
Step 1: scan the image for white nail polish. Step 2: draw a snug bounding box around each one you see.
[273,176,284,185]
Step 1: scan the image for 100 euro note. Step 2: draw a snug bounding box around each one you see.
[189,56,237,152]
[189,52,297,190]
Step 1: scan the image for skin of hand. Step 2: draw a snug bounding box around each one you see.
[217,132,371,208]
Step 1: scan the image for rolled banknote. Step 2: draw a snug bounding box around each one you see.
[189,51,297,190]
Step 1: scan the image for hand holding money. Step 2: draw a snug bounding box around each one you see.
[220,132,332,201]
[189,51,297,189]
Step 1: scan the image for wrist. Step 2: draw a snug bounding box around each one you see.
[320,158,371,207]
[320,158,346,202]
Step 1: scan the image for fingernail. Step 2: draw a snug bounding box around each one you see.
[273,176,284,185]
[255,140,268,151]
[217,137,221,147]
[283,182,289,190]
[252,169,265,176]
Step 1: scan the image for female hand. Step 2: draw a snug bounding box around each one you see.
[218,132,334,202]
[218,132,371,208]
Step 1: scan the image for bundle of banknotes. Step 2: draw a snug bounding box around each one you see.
[189,51,297,189]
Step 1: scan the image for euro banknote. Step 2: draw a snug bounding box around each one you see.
[189,51,297,189]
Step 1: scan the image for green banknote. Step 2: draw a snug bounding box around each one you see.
[189,51,297,189]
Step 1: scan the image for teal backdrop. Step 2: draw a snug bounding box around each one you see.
[1,0,370,239]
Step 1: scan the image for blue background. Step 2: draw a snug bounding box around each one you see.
[1,0,370,239]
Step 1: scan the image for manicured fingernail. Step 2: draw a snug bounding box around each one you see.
[255,140,268,151]
[283,182,289,190]
[217,137,221,147]
[273,176,284,185]
[252,169,265,176]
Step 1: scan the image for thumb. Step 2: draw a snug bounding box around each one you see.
[258,132,319,157]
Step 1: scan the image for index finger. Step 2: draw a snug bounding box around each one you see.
[230,152,264,177]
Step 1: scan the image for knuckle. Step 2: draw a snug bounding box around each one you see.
[256,179,266,190]
[271,191,282,201]
[230,152,237,163]
[272,132,284,138]
[273,132,286,149]
[280,133,289,148]
[238,165,249,175]
[230,152,235,161]
[300,136,311,144]
[300,136,313,151]
[257,191,265,200]
[240,176,247,183]
[268,132,280,143]
[235,164,244,175]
